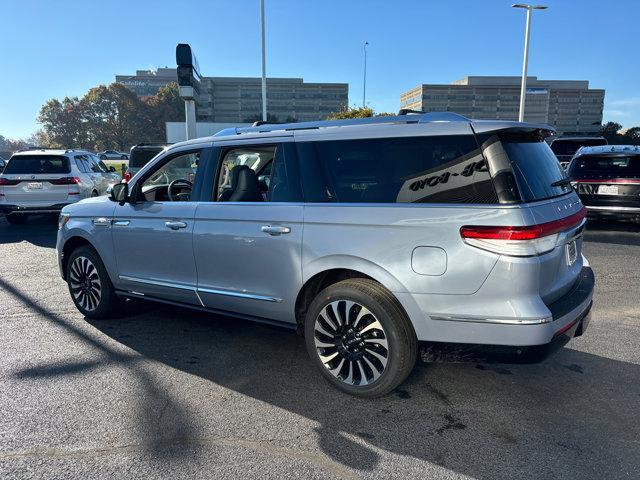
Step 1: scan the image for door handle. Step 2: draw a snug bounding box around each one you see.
[112,220,130,227]
[261,225,291,236]
[165,221,188,230]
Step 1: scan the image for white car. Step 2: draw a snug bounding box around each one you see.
[98,150,129,160]
[0,149,120,225]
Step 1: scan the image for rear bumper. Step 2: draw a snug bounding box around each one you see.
[0,203,73,214]
[586,205,640,218]
[402,265,594,348]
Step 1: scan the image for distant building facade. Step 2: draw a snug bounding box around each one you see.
[400,76,605,135]
[116,68,348,123]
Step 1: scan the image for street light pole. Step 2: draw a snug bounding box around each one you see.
[512,4,547,122]
[260,0,267,122]
[362,41,369,108]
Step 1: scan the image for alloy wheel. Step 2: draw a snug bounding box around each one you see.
[69,256,102,311]
[314,300,389,386]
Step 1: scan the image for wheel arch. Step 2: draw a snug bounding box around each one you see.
[60,235,98,281]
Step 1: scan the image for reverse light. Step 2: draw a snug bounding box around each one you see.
[460,207,586,257]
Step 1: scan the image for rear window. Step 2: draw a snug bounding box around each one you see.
[568,155,640,177]
[480,133,572,203]
[550,139,607,157]
[307,135,498,204]
[129,148,163,168]
[4,155,70,175]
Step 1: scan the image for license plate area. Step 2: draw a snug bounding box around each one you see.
[28,182,43,189]
[566,240,577,266]
[598,184,618,195]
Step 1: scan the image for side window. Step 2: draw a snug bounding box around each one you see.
[74,155,89,173]
[138,150,200,202]
[93,155,109,173]
[311,135,498,204]
[216,145,289,202]
[85,155,102,173]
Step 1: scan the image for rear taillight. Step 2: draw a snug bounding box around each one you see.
[49,177,81,185]
[123,171,131,182]
[460,207,586,257]
[0,178,21,186]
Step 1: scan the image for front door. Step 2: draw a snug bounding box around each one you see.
[112,148,202,305]
[193,141,303,323]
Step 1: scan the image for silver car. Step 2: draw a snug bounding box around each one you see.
[56,113,594,397]
[0,149,120,224]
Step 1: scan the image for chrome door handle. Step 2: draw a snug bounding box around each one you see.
[261,225,291,236]
[165,221,188,230]
[113,220,130,227]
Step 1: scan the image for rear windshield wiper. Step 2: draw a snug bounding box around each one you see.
[551,178,573,188]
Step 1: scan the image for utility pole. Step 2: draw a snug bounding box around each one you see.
[362,41,369,108]
[260,0,267,122]
[512,4,547,122]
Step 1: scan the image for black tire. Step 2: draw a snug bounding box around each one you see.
[100,155,107,160]
[91,190,99,197]
[5,213,27,225]
[66,245,122,319]
[304,278,417,397]
[120,155,127,160]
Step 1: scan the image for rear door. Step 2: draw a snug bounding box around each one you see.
[569,153,640,210]
[1,154,74,204]
[193,139,303,323]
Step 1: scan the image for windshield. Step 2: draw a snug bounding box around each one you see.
[3,155,70,175]
[550,139,607,156]
[129,148,163,168]
[568,155,640,178]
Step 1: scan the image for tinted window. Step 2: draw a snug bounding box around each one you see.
[130,148,163,168]
[4,155,70,174]
[74,156,89,173]
[550,139,607,156]
[568,155,640,177]
[482,133,571,202]
[310,135,497,204]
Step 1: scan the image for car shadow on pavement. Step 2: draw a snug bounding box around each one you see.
[584,219,640,246]
[69,303,639,479]
[0,215,58,248]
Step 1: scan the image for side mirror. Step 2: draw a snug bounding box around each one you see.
[109,166,116,172]
[110,182,129,204]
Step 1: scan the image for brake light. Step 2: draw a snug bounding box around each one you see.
[0,178,21,186]
[460,207,586,257]
[123,171,131,182]
[49,177,81,185]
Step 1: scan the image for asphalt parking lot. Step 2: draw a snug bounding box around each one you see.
[0,215,639,479]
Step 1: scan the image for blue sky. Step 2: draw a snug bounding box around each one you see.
[1,0,638,138]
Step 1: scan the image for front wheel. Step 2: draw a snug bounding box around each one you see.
[66,246,122,319]
[304,279,417,397]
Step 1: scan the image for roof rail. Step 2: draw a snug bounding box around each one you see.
[398,108,424,115]
[213,112,472,137]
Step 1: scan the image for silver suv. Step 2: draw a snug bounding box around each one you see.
[1,149,120,224]
[56,113,594,397]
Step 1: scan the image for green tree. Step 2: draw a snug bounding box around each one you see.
[326,105,395,120]
[623,126,640,145]
[37,96,89,149]
[144,82,184,139]
[600,121,623,144]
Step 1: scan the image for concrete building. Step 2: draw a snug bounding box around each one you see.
[116,68,348,123]
[400,76,605,135]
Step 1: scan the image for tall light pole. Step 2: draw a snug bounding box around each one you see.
[260,0,267,122]
[512,4,547,122]
[362,41,369,108]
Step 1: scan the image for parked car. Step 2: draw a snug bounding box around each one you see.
[98,150,129,160]
[550,137,608,169]
[0,149,120,224]
[568,145,640,220]
[57,113,593,397]
[124,143,168,181]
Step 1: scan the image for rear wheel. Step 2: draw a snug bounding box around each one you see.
[66,246,122,319]
[304,278,417,397]
[5,213,27,225]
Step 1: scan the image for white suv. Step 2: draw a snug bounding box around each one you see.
[0,149,120,225]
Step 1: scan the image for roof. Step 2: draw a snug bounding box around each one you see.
[172,112,554,150]
[11,149,92,157]
[576,145,640,156]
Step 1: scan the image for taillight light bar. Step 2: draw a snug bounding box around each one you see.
[460,207,586,257]
[573,178,640,184]
[0,178,21,186]
[49,177,81,185]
